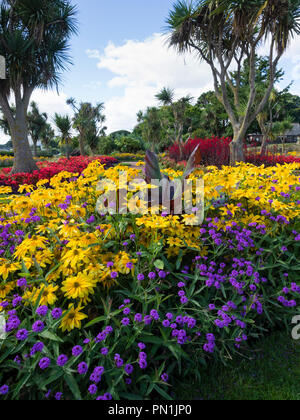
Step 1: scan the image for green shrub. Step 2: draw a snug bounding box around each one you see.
[98,136,116,155]
[114,136,144,153]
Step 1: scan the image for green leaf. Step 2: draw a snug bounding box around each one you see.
[154,259,164,270]
[12,373,31,399]
[41,370,64,389]
[153,384,173,400]
[40,330,63,343]
[65,374,82,400]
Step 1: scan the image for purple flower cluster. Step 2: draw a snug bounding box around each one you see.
[95,325,113,343]
[30,342,44,357]
[90,366,104,384]
[5,312,21,332]
[138,350,147,370]
[0,223,24,257]
[78,362,88,375]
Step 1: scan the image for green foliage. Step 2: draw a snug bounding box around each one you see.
[98,136,116,155]
[114,135,144,153]
[67,99,107,155]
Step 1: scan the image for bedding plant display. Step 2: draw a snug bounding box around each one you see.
[0,157,299,400]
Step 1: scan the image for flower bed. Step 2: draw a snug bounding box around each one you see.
[0,160,299,400]
[168,137,231,167]
[246,153,300,166]
[0,156,118,192]
[168,137,300,168]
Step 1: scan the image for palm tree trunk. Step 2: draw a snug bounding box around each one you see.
[78,134,85,156]
[10,103,38,174]
[33,140,38,157]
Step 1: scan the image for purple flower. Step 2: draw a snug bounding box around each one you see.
[78,362,88,375]
[55,392,63,400]
[36,306,48,317]
[30,342,44,356]
[110,271,118,279]
[0,385,9,395]
[104,393,113,400]
[72,345,83,357]
[57,354,68,367]
[139,359,147,369]
[32,320,45,333]
[161,373,169,383]
[86,215,96,224]
[39,357,51,370]
[150,310,160,321]
[137,274,145,282]
[51,308,62,319]
[101,347,109,355]
[125,364,134,375]
[88,384,98,395]
[17,278,27,288]
[138,343,146,350]
[121,318,130,326]
[134,313,143,323]
[16,329,28,341]
[180,296,188,304]
[148,272,156,280]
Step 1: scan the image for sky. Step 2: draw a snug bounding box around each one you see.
[1,0,300,144]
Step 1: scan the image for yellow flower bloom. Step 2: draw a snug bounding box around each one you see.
[61,274,95,300]
[0,260,21,281]
[60,305,87,332]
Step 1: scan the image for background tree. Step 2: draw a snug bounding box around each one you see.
[194,91,233,138]
[156,87,193,153]
[27,102,48,157]
[272,117,294,154]
[230,57,286,154]
[137,107,162,152]
[54,114,72,159]
[67,98,106,155]
[166,0,300,164]
[40,123,55,152]
[0,0,77,173]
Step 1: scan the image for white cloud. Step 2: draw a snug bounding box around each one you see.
[87,33,214,133]
[31,89,70,122]
[0,89,71,144]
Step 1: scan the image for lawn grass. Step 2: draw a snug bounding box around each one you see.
[177,331,300,400]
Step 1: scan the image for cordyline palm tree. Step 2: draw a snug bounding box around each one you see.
[156,87,193,159]
[67,98,106,155]
[143,107,162,152]
[166,0,300,164]
[27,101,48,157]
[0,0,77,173]
[54,113,72,159]
[40,123,55,152]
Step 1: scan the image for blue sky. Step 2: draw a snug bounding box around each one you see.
[1,0,300,143]
[62,0,175,104]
